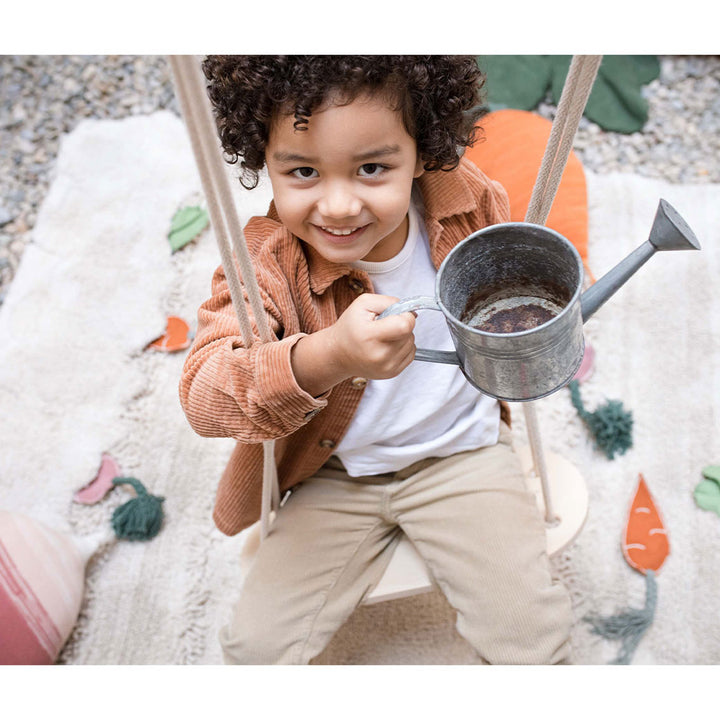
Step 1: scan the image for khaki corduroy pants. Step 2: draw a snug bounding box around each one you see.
[219,424,573,664]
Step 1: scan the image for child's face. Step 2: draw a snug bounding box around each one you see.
[265,93,424,264]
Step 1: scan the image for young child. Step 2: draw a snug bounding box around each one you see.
[180,55,573,664]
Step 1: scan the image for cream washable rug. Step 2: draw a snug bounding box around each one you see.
[1,112,719,664]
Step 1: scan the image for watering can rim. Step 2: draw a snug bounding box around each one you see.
[434,221,585,339]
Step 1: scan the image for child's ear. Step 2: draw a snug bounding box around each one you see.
[413,155,425,178]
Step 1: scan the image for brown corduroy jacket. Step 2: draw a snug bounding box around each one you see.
[179,157,512,536]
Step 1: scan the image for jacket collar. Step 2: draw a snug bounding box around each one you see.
[415,158,479,221]
[265,201,354,294]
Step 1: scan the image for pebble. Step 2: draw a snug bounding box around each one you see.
[0,207,13,226]
[1,54,720,306]
[0,55,180,305]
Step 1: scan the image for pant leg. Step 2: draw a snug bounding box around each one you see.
[390,430,573,664]
[220,475,402,664]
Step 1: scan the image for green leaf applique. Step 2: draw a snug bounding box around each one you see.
[701,465,720,484]
[477,55,553,112]
[549,55,660,134]
[477,55,660,134]
[694,479,720,517]
[168,205,209,253]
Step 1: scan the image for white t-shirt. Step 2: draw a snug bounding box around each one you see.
[334,192,500,476]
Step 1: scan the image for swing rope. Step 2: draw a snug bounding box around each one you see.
[169,53,602,544]
[521,55,602,523]
[169,55,279,538]
[525,55,602,226]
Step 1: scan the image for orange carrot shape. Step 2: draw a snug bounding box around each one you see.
[584,474,669,664]
[146,316,193,352]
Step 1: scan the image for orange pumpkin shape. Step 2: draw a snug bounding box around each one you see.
[622,474,670,574]
[464,109,592,281]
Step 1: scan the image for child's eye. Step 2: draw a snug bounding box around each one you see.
[358,163,387,178]
[291,167,318,179]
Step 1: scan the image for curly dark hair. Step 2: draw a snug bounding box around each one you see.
[202,55,488,189]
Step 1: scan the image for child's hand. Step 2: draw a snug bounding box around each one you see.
[329,294,417,380]
[291,294,416,397]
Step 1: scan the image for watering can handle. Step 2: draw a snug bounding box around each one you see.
[377,296,460,365]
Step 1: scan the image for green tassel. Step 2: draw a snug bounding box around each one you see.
[569,380,633,459]
[111,477,165,541]
[583,570,657,664]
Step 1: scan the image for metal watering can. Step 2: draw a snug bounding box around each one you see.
[379,199,701,402]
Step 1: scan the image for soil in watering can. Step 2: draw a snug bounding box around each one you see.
[461,280,572,334]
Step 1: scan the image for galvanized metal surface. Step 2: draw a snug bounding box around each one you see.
[379,200,701,402]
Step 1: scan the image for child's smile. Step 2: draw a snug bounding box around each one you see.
[266,94,424,264]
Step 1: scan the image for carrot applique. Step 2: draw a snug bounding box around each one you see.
[584,473,669,664]
[146,316,193,352]
[622,473,670,573]
[73,453,122,505]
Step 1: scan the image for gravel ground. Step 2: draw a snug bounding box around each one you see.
[1,54,719,306]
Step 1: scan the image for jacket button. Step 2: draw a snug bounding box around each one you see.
[351,377,368,389]
[348,278,365,293]
[319,438,336,449]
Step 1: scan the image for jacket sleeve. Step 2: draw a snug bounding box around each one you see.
[178,259,329,443]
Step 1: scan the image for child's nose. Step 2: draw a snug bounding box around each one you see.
[317,182,362,219]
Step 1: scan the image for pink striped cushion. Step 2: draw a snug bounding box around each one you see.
[0,510,87,664]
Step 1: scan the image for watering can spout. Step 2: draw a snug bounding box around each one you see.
[580,199,701,322]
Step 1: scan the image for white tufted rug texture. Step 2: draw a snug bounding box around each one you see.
[1,112,719,664]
